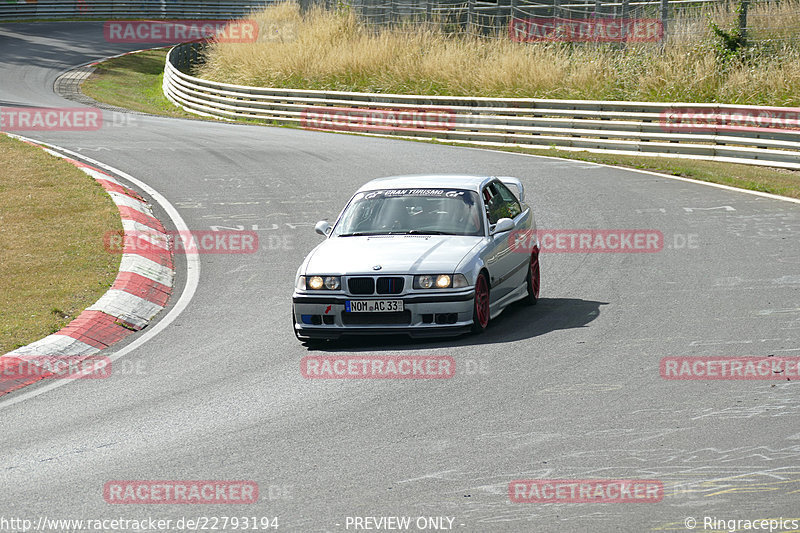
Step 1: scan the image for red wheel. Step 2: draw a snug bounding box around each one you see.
[472,273,490,333]
[525,249,540,306]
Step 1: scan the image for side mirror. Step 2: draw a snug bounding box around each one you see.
[490,217,514,235]
[315,220,332,236]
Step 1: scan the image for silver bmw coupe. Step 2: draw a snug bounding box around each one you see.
[292,175,540,342]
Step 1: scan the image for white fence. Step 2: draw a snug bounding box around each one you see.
[162,42,800,169]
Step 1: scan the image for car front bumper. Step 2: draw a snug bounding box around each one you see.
[292,290,475,340]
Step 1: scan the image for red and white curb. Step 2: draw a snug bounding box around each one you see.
[0,134,175,396]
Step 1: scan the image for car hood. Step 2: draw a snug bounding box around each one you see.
[305,235,483,275]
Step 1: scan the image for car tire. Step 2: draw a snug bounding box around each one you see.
[524,249,540,306]
[471,272,490,333]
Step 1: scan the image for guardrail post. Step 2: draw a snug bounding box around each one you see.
[621,0,629,42]
[175,45,184,71]
[500,0,513,36]
[467,0,475,34]
[738,0,749,43]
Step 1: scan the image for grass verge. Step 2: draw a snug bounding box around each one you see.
[0,135,122,353]
[454,144,800,199]
[80,47,800,199]
[81,49,196,119]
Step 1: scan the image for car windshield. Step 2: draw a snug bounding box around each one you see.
[334,188,484,237]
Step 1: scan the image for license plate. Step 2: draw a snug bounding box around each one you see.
[345,300,404,313]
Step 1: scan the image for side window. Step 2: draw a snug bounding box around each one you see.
[483,182,521,224]
[495,182,522,218]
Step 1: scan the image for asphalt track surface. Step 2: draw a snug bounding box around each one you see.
[1,21,799,533]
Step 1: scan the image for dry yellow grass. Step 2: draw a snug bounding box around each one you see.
[196,1,800,105]
[0,135,121,353]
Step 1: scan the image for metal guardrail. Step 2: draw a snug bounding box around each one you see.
[162,41,800,169]
[0,1,273,21]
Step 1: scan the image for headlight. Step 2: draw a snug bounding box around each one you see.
[305,275,341,290]
[414,274,460,289]
[415,275,435,289]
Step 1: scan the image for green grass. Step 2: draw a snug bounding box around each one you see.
[82,49,197,119]
[81,48,800,200]
[0,135,122,353]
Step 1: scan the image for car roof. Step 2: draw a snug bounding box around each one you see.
[356,174,496,193]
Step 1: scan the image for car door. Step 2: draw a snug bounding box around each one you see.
[481,180,528,302]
